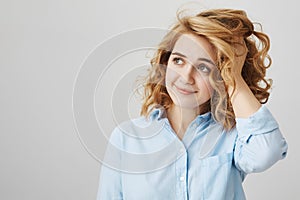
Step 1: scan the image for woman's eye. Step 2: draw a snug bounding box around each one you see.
[197,64,211,73]
[172,57,184,65]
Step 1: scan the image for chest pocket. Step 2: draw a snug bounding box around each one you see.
[199,152,234,200]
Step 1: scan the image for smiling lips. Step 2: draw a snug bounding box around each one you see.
[174,85,197,95]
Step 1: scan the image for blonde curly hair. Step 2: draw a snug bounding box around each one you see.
[140,9,272,130]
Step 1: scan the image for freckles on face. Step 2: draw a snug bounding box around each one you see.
[165,33,217,109]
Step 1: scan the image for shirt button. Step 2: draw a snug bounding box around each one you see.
[180,148,185,154]
[180,176,185,182]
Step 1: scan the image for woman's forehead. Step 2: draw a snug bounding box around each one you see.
[172,34,217,63]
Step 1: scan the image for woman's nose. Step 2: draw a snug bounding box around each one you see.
[181,64,195,84]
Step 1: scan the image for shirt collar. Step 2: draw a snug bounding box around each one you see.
[149,107,167,121]
[149,106,212,126]
[193,112,212,126]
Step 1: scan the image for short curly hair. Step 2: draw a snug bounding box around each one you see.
[140,9,272,130]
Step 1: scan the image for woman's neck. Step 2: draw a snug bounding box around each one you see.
[166,105,200,140]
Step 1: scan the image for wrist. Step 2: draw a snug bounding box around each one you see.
[227,76,245,97]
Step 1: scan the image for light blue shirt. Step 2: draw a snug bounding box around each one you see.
[97,105,288,200]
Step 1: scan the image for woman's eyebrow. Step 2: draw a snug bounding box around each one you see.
[171,52,216,66]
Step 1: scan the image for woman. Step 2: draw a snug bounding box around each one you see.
[97,8,288,200]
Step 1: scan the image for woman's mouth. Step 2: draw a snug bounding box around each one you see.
[174,85,197,95]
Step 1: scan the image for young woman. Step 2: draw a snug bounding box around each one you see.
[97,9,288,200]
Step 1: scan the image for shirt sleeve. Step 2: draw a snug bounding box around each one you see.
[96,127,123,200]
[233,105,288,174]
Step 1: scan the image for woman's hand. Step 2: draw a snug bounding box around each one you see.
[226,38,247,97]
[226,38,262,118]
[231,38,247,80]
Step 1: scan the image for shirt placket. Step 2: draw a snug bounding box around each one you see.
[164,118,199,200]
[175,145,188,200]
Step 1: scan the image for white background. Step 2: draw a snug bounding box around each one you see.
[1,0,299,199]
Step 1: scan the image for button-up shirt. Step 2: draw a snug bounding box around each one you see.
[97,105,288,200]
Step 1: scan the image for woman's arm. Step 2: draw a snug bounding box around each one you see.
[228,76,261,118]
[233,105,288,173]
[97,164,123,200]
[227,39,261,118]
[227,40,288,173]
[96,128,123,200]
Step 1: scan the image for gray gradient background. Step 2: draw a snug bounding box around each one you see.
[1,0,299,199]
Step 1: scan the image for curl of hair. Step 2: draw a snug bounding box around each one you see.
[139,9,272,130]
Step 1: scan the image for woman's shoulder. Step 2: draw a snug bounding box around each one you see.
[111,113,165,139]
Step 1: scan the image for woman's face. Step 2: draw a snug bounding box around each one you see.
[165,33,217,110]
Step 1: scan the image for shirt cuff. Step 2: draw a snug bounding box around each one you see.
[235,105,279,143]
